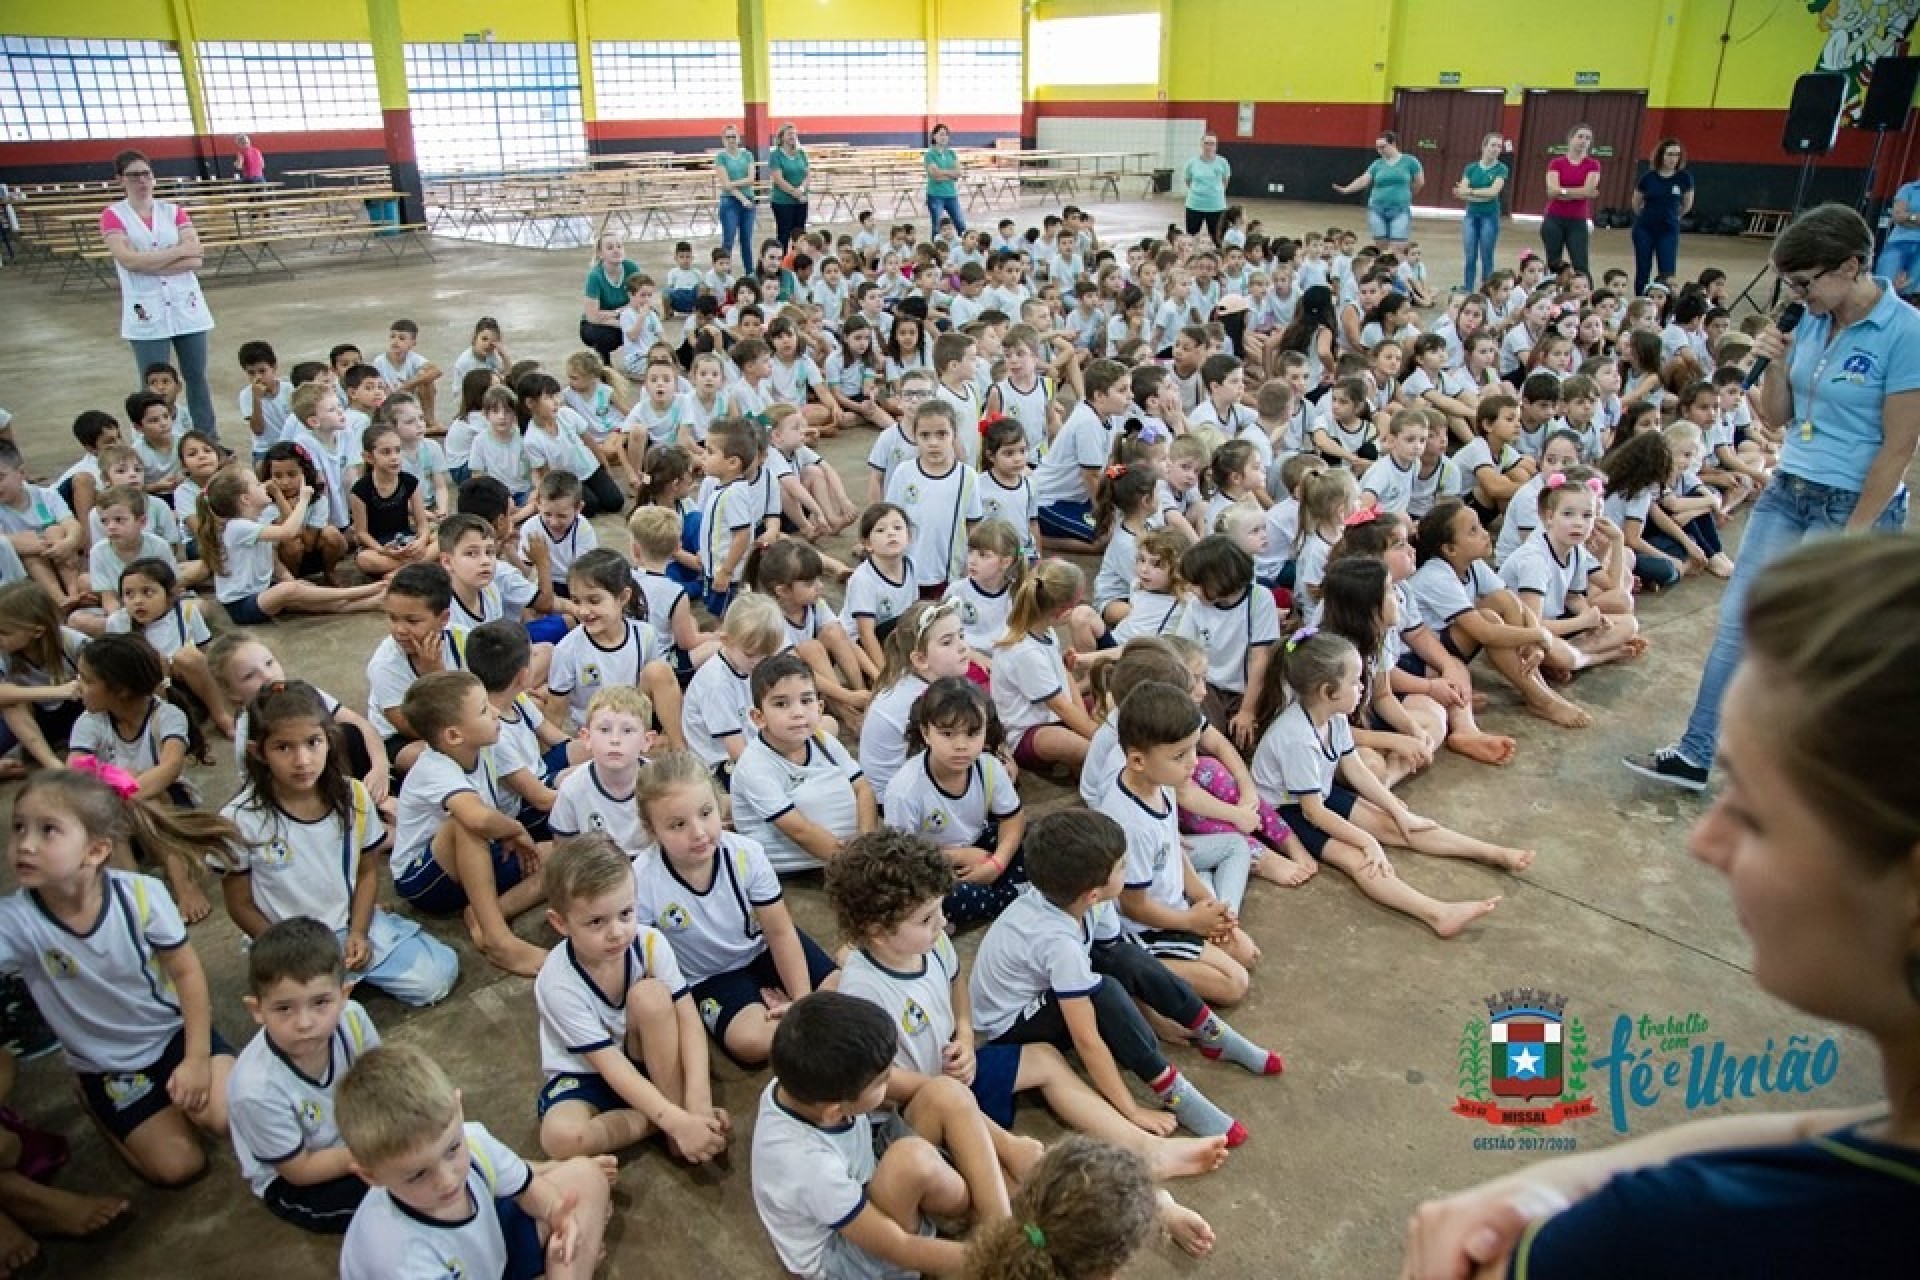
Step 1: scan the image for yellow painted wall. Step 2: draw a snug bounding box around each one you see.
[1384,0,1668,98]
[397,0,574,43]
[937,0,1020,42]
[1,0,174,40]
[582,0,734,42]
[768,0,924,42]
[189,0,372,42]
[1664,0,1831,109]
[1166,0,1393,103]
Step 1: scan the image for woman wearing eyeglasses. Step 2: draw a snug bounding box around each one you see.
[1332,132,1424,253]
[98,149,217,439]
[714,125,758,273]
[1624,203,1920,794]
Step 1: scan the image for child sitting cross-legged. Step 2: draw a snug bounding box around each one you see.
[391,670,550,977]
[533,834,728,1164]
[226,918,383,1234]
[968,810,1251,1148]
[222,681,458,1008]
[547,685,654,858]
[106,557,232,737]
[750,992,976,1280]
[335,1042,611,1280]
[462,620,564,842]
[682,592,788,783]
[729,652,875,874]
[828,830,1231,1187]
[546,547,685,750]
[630,750,838,1067]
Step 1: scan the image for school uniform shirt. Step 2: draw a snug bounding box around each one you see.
[728,376,774,422]
[858,676,927,804]
[991,631,1073,740]
[836,932,964,1079]
[977,471,1039,559]
[1094,521,1147,608]
[372,349,427,391]
[632,568,690,659]
[1603,486,1657,536]
[942,576,1014,655]
[286,427,354,529]
[104,597,209,661]
[631,833,781,984]
[390,747,502,871]
[364,629,465,740]
[1176,586,1280,694]
[562,385,622,444]
[442,415,483,470]
[87,532,177,596]
[681,651,755,769]
[449,562,536,632]
[822,351,881,406]
[544,620,656,733]
[1494,475,1550,565]
[767,355,824,410]
[535,931,687,1080]
[883,752,1020,852]
[864,424,920,496]
[0,485,70,539]
[489,696,544,820]
[523,415,601,483]
[520,513,597,585]
[931,382,984,468]
[1102,777,1187,935]
[338,1122,531,1280]
[992,374,1053,459]
[237,383,295,453]
[698,478,757,584]
[466,429,533,494]
[452,348,506,379]
[228,1000,381,1198]
[1456,436,1524,493]
[1317,417,1376,462]
[1499,530,1593,620]
[886,462,980,587]
[838,556,916,637]
[751,1081,918,1280]
[967,886,1102,1040]
[730,733,865,875]
[0,870,187,1074]
[221,780,384,933]
[213,517,277,603]
[1252,702,1354,805]
[1033,402,1116,508]
[1359,455,1418,516]
[622,393,688,450]
[70,698,195,800]
[1408,455,1466,519]
[1405,556,1504,630]
[549,762,650,857]
[1112,590,1188,645]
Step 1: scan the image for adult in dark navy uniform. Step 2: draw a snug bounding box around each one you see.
[1403,533,1920,1280]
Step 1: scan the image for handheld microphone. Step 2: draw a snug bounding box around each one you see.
[1743,302,1806,389]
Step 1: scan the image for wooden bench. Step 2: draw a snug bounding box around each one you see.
[62,214,432,293]
[1743,209,1791,239]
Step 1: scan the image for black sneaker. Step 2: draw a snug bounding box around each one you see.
[1622,746,1709,793]
[0,975,59,1062]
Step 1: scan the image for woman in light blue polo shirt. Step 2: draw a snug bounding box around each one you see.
[767,123,810,249]
[924,122,966,238]
[714,125,758,272]
[1333,131,1424,252]
[1182,134,1232,244]
[1626,203,1920,792]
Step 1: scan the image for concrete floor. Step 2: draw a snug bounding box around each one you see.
[0,196,1889,1279]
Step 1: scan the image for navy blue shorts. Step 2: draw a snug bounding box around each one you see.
[968,1042,1023,1129]
[393,837,528,915]
[1277,785,1360,859]
[222,593,273,626]
[692,931,838,1054]
[77,1026,236,1143]
[496,1193,545,1280]
[1395,650,1427,678]
[536,1063,644,1119]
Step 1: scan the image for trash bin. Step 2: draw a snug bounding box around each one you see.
[364,198,402,235]
[1152,168,1174,194]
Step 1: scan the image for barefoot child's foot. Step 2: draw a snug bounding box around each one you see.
[1446,730,1517,765]
[1482,846,1535,873]
[1429,896,1502,939]
[1147,1134,1230,1181]
[1526,695,1592,729]
[169,872,211,925]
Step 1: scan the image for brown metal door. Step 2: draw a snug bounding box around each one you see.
[1509,89,1646,216]
[1393,88,1505,209]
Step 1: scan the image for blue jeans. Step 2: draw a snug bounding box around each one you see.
[1877,237,1920,292]
[927,192,966,236]
[718,197,756,272]
[1368,203,1411,244]
[1462,214,1499,292]
[1675,472,1909,768]
[131,329,215,442]
[1632,221,1680,296]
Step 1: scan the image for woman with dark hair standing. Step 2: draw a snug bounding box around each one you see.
[1624,203,1919,793]
[713,124,758,272]
[1182,134,1232,245]
[1631,138,1694,296]
[767,122,810,248]
[924,122,966,237]
[98,150,217,439]
[1333,131,1424,253]
[1541,124,1601,276]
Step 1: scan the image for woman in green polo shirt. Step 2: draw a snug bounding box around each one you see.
[580,231,639,361]
[714,125,758,272]
[925,122,966,237]
[768,122,810,248]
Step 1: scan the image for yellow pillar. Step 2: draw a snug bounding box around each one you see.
[1019,0,1037,144]
[166,0,212,172]
[924,0,941,130]
[738,0,771,154]
[572,0,598,143]
[366,0,423,217]
[1643,0,1686,147]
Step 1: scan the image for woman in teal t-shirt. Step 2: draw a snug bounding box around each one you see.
[924,122,967,237]
[580,231,639,361]
[768,123,810,248]
[1333,130,1424,251]
[1453,132,1509,292]
[1182,134,1232,244]
[714,125,758,272]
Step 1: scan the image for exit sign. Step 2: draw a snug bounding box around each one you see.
[1575,71,1600,86]
[1438,71,1461,86]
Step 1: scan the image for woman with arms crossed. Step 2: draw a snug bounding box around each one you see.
[1404,532,1920,1279]
[1540,125,1601,277]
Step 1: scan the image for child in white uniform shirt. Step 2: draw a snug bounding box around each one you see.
[547,686,654,857]
[729,654,874,874]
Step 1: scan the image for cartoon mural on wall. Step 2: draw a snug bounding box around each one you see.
[1809,0,1920,119]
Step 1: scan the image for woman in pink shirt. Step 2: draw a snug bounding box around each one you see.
[234,134,265,183]
[1541,124,1601,278]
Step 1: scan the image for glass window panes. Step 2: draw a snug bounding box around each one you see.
[403,43,586,176]
[592,41,742,120]
[0,36,192,141]
[935,40,1020,117]
[199,42,380,134]
[1031,14,1160,87]
[769,41,926,118]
